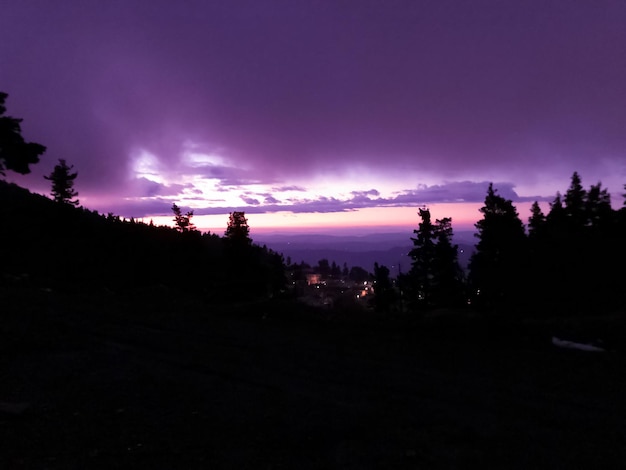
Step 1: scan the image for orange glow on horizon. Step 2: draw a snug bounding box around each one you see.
[146,202,531,234]
[100,200,546,235]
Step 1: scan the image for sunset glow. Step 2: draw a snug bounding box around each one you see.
[2,1,624,234]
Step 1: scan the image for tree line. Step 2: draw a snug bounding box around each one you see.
[397,173,626,316]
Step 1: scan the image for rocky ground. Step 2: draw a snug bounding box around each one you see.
[2,287,626,469]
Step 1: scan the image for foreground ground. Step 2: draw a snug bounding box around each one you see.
[2,287,626,469]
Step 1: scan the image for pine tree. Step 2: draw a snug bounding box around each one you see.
[407,209,465,309]
[548,192,564,219]
[432,217,464,307]
[225,211,251,245]
[408,207,437,306]
[528,201,546,239]
[468,183,527,310]
[564,171,587,230]
[585,182,612,231]
[544,192,567,242]
[527,200,552,307]
[581,181,616,310]
[171,203,196,232]
[44,159,79,205]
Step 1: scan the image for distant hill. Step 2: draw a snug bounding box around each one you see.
[0,180,284,298]
[255,231,476,276]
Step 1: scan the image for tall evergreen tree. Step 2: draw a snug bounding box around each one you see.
[225,211,251,245]
[468,183,527,310]
[528,201,546,239]
[544,192,568,246]
[408,207,436,306]
[527,200,555,308]
[407,208,464,308]
[432,217,464,307]
[547,192,565,223]
[585,182,612,231]
[581,181,617,310]
[44,159,79,205]
[564,171,587,231]
[0,92,46,175]
[171,203,196,232]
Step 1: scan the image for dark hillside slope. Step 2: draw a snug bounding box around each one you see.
[1,181,212,291]
[0,181,283,298]
[2,290,626,469]
[3,181,626,468]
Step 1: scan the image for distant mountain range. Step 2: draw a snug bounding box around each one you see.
[254,231,477,276]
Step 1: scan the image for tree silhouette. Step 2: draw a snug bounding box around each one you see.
[349,266,369,283]
[44,159,79,205]
[432,217,464,307]
[564,171,586,230]
[330,261,341,278]
[0,92,46,175]
[528,201,546,239]
[535,173,622,313]
[171,203,196,232]
[225,211,251,245]
[585,182,612,232]
[317,258,331,277]
[408,207,436,306]
[468,183,527,310]
[408,209,464,308]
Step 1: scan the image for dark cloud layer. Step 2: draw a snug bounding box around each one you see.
[2,1,625,216]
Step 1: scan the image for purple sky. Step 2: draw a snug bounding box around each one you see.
[2,1,625,232]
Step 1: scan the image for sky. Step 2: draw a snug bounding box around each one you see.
[2,0,625,234]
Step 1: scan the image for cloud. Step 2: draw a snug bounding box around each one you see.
[271,185,307,192]
[84,180,549,219]
[240,195,261,205]
[388,181,552,206]
[351,189,380,198]
[2,1,624,217]
[189,163,271,187]
[130,177,190,198]
[391,181,511,204]
[264,195,280,204]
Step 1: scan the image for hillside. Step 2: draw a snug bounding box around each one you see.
[3,180,626,468]
[0,180,284,299]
